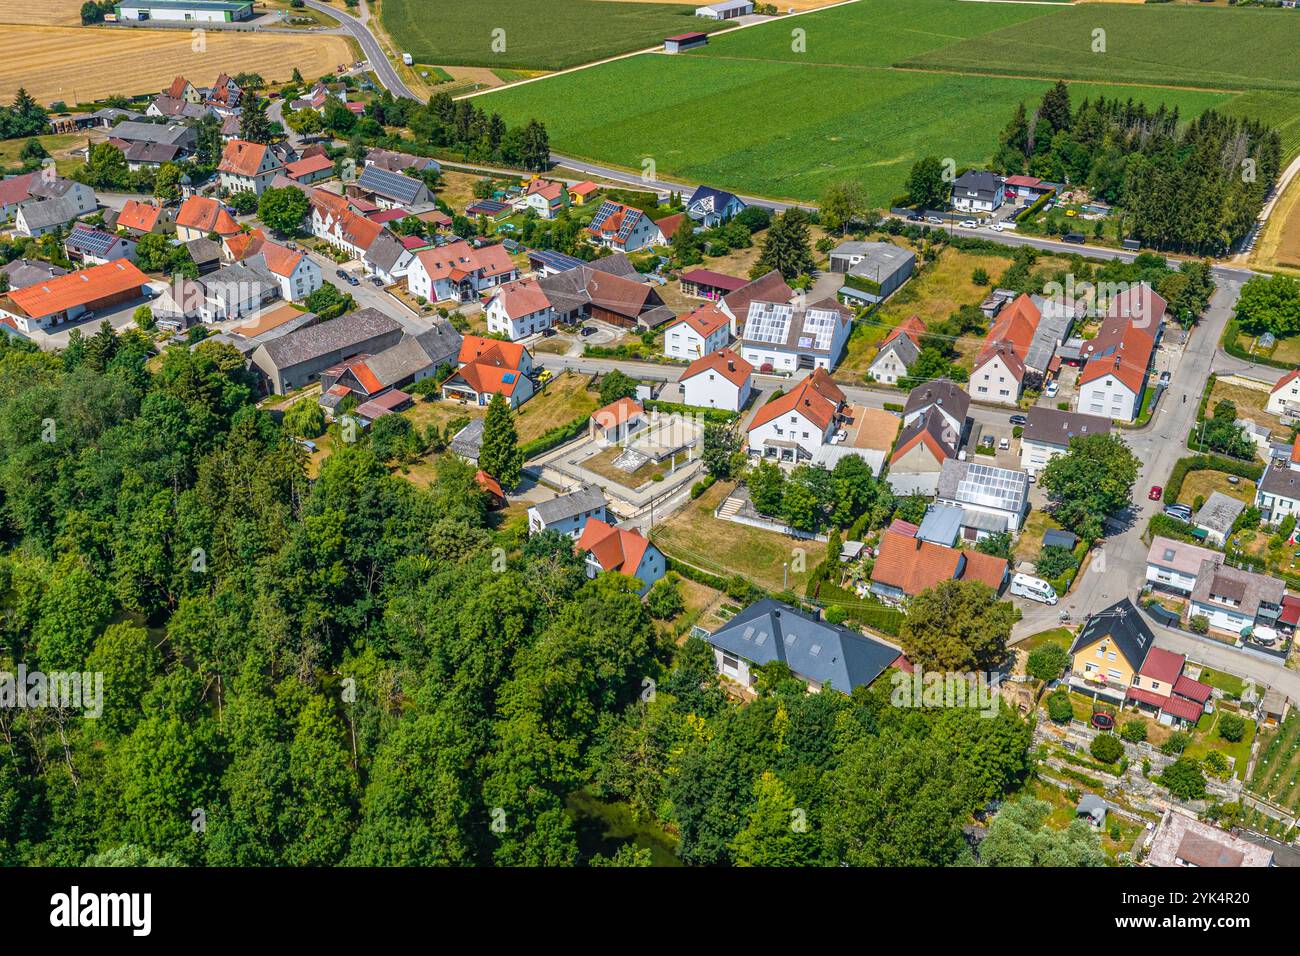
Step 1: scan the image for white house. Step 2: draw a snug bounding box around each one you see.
[407,241,518,304]
[585,200,664,253]
[484,278,554,340]
[198,258,279,323]
[218,140,283,196]
[575,517,665,596]
[362,232,415,286]
[663,304,730,361]
[739,298,854,373]
[867,316,924,385]
[695,1,753,19]
[1188,561,1285,639]
[1019,407,1111,475]
[934,459,1029,540]
[518,178,569,220]
[1257,441,1300,524]
[527,484,607,540]
[1268,369,1300,417]
[950,170,1005,213]
[746,368,843,465]
[1077,283,1165,422]
[261,242,322,302]
[970,294,1041,405]
[441,335,535,409]
[679,348,753,412]
[1145,535,1218,595]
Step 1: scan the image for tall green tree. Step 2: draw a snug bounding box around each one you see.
[478,393,523,489]
[752,208,814,282]
[1039,432,1139,542]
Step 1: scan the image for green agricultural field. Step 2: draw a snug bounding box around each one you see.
[381,0,728,71]
[484,44,1232,202]
[481,0,1298,204]
[901,4,1300,93]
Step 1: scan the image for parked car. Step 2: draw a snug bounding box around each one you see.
[926,216,943,225]
[347,276,360,286]
[1009,414,1027,426]
[1148,485,1163,501]
[1163,505,1192,522]
[336,268,349,279]
[1045,381,1059,397]
[906,214,922,223]
[959,219,978,229]
[541,327,557,337]
[998,436,1010,451]
[370,276,384,286]
[1159,370,1171,385]
[987,222,1006,232]
[580,326,597,337]
[1062,232,1086,244]
[1227,475,1240,485]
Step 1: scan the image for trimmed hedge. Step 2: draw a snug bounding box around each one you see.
[643,399,736,424]
[1222,319,1295,371]
[1162,454,1263,505]
[1015,190,1054,224]
[520,414,588,458]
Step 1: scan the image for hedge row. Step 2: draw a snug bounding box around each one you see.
[520,414,588,459]
[1222,319,1294,371]
[643,399,736,424]
[1015,191,1054,224]
[1162,454,1264,505]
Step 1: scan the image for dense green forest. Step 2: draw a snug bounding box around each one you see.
[0,329,1041,867]
[994,82,1282,254]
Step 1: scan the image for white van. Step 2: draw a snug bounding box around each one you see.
[1010,573,1058,605]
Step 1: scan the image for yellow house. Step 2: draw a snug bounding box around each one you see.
[1066,598,1153,705]
[568,180,600,206]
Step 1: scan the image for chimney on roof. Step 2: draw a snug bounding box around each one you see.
[727,359,735,372]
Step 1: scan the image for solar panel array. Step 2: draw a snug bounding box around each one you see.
[358,165,422,203]
[956,463,1028,513]
[743,301,792,345]
[68,226,119,258]
[588,200,639,242]
[801,307,839,351]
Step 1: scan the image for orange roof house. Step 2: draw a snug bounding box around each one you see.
[680,347,753,390]
[568,180,600,203]
[1077,284,1166,407]
[748,368,844,434]
[116,199,166,235]
[284,153,334,183]
[176,195,240,238]
[441,335,534,408]
[590,396,646,442]
[868,530,1007,602]
[0,259,149,332]
[575,517,666,595]
[218,140,271,178]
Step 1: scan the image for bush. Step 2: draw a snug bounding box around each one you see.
[646,576,685,621]
[1218,712,1246,742]
[1189,615,1210,634]
[1203,750,1231,779]
[1025,643,1069,682]
[1047,688,1073,723]
[824,605,847,625]
[1034,545,1077,580]
[1160,756,1207,800]
[1163,454,1263,505]
[1090,733,1124,765]
[1120,718,1148,743]
[1161,730,1190,755]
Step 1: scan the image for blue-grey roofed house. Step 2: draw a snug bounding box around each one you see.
[1042,529,1078,552]
[686,184,746,228]
[916,504,963,548]
[707,599,899,694]
[356,164,431,209]
[527,249,586,276]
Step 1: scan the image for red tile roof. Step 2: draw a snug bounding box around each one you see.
[871,531,962,596]
[176,195,240,236]
[1272,369,1300,395]
[218,139,272,178]
[285,154,333,180]
[576,517,651,577]
[680,347,753,389]
[670,303,730,339]
[974,293,1040,377]
[475,469,505,500]
[592,396,644,429]
[569,180,599,197]
[749,368,844,432]
[116,199,164,234]
[1078,283,1165,395]
[491,277,551,320]
[679,268,747,293]
[453,336,530,398]
[5,259,149,320]
[0,171,37,207]
[1173,675,1212,704]
[224,228,265,262]
[1160,694,1205,723]
[654,213,684,240]
[166,75,190,99]
[1126,685,1169,709]
[261,241,305,279]
[416,240,515,283]
[1139,646,1185,685]
[888,519,919,538]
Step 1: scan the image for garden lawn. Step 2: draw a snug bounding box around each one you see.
[1174,470,1255,509]
[1184,707,1255,780]
[651,480,812,594]
[1248,714,1300,813]
[513,372,600,444]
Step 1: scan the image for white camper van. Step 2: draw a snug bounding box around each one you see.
[1009,573,1058,605]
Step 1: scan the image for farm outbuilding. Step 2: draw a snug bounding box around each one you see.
[664,32,709,54]
[695,1,753,19]
[114,1,255,23]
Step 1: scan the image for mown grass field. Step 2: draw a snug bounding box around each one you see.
[901,3,1300,93]
[482,0,1300,204]
[381,0,728,71]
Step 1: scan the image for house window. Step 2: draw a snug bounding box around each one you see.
[721,654,740,671]
[1107,669,1123,681]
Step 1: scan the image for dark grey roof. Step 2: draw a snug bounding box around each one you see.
[364,335,440,387]
[258,307,402,370]
[1042,529,1078,551]
[1069,598,1153,669]
[125,141,182,165]
[1191,559,1284,620]
[364,231,411,274]
[357,164,427,204]
[896,407,958,460]
[903,377,970,423]
[1024,294,1080,372]
[707,599,898,694]
[1022,406,1110,448]
[587,252,640,279]
[953,169,1002,200]
[1193,492,1245,537]
[0,258,67,289]
[413,320,461,368]
[531,484,606,524]
[937,459,1029,515]
[184,237,222,265]
[876,328,920,367]
[450,417,484,460]
[111,121,195,148]
[1259,463,1300,502]
[18,196,81,230]
[66,225,125,257]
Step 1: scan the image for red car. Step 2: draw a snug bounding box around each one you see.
[1148,485,1163,500]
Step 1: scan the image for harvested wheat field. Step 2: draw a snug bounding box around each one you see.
[0,26,353,105]
[0,0,84,26]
